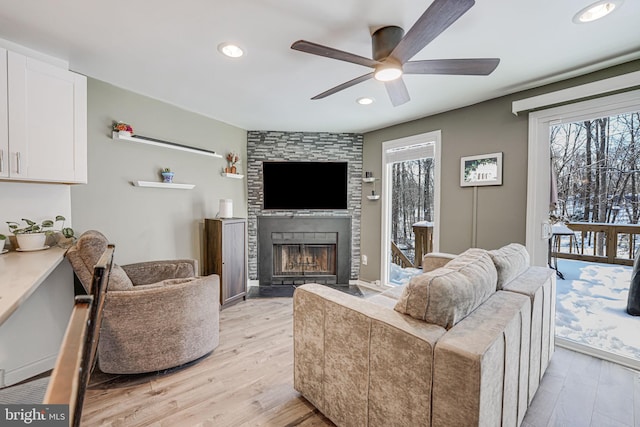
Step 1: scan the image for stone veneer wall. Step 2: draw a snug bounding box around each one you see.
[247,131,363,281]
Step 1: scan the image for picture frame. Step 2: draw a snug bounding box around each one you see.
[460,152,503,187]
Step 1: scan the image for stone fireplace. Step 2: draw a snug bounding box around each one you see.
[257,216,351,286]
[247,130,363,282]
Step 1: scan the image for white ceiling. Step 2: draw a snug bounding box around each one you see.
[0,0,638,134]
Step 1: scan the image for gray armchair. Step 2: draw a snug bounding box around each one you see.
[65,230,220,374]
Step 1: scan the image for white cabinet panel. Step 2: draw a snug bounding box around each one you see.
[0,48,8,179]
[4,51,87,183]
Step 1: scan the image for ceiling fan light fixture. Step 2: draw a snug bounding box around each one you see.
[217,42,244,58]
[573,0,622,23]
[374,63,403,82]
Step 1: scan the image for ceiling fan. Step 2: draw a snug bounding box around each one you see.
[291,0,499,106]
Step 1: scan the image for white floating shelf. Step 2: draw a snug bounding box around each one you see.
[367,195,381,200]
[362,177,378,182]
[132,181,195,190]
[221,173,244,179]
[113,131,222,158]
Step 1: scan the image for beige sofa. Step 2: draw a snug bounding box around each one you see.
[293,243,555,427]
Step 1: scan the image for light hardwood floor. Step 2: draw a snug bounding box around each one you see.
[82,297,640,427]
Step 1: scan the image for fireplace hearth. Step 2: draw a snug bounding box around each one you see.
[257,216,351,286]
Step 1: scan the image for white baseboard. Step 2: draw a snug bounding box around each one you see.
[3,355,56,387]
[555,337,640,372]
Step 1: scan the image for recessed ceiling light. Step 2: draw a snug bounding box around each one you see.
[356,97,374,105]
[217,42,244,58]
[573,0,622,23]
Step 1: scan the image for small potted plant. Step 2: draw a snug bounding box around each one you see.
[226,152,240,174]
[112,121,134,136]
[6,215,73,251]
[0,234,6,253]
[161,167,174,183]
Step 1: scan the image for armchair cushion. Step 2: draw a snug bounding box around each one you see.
[394,248,497,329]
[121,259,197,285]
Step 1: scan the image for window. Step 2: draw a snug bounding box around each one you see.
[381,131,441,286]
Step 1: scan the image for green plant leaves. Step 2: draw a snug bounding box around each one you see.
[5,215,71,235]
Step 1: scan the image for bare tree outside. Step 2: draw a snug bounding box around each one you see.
[391,158,435,263]
[550,110,640,257]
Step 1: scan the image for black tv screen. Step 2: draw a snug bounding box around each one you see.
[263,161,348,210]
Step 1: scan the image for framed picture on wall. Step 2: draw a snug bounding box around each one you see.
[460,152,503,187]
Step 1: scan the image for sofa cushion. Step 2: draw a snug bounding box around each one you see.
[489,243,530,289]
[394,248,498,329]
[421,252,456,272]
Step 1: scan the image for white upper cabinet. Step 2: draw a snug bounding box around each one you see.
[0,48,8,179]
[1,49,87,184]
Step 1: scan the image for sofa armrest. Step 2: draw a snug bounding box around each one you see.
[422,252,457,272]
[99,274,220,374]
[432,291,531,427]
[293,283,445,427]
[121,259,198,285]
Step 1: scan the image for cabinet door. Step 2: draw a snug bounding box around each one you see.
[0,48,8,179]
[7,51,87,183]
[222,220,247,304]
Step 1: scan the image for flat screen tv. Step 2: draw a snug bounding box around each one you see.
[263,161,348,210]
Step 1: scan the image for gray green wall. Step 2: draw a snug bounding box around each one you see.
[359,60,640,282]
[71,78,246,269]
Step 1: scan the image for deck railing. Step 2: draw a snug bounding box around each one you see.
[412,221,434,267]
[391,241,414,268]
[552,222,640,266]
[390,221,434,268]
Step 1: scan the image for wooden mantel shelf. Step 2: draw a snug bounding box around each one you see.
[112,131,222,158]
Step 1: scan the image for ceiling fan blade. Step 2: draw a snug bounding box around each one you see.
[403,58,500,75]
[311,73,374,100]
[385,78,410,107]
[390,0,475,64]
[291,40,380,68]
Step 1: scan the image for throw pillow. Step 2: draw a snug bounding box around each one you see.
[394,248,497,329]
[107,265,134,291]
[488,243,530,289]
[74,230,133,291]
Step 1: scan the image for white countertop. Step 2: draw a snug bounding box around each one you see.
[0,246,67,326]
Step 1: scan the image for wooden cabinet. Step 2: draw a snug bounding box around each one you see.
[0,49,87,183]
[203,218,247,307]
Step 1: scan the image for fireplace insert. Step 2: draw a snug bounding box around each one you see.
[257,216,351,286]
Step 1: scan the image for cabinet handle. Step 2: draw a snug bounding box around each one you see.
[16,152,21,174]
[0,149,3,173]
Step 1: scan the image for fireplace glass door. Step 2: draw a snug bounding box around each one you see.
[273,244,337,277]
